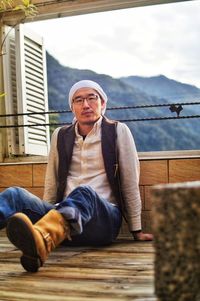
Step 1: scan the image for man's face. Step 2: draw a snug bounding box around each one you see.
[71,87,106,125]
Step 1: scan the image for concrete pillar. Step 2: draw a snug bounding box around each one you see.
[151,181,200,301]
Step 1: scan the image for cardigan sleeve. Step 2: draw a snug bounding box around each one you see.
[43,127,60,203]
[117,122,142,232]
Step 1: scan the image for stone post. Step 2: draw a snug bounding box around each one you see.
[151,181,200,301]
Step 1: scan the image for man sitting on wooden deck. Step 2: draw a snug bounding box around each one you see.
[0,80,153,273]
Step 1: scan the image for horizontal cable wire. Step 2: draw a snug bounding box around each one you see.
[0,101,200,118]
[0,101,200,128]
[1,114,200,128]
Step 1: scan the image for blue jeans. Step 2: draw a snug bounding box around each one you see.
[0,186,122,246]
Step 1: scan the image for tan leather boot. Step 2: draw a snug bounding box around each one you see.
[6,210,71,272]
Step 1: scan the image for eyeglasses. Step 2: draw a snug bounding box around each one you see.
[72,93,100,106]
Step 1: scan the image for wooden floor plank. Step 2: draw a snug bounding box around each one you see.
[0,230,156,301]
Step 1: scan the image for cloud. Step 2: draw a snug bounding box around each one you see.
[26,1,200,87]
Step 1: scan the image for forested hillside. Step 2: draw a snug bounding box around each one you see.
[47,52,200,152]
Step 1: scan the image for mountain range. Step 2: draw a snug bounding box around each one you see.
[46,52,200,152]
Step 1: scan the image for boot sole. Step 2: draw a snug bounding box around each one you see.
[6,215,42,272]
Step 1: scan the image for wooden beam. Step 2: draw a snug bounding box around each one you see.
[0,0,193,26]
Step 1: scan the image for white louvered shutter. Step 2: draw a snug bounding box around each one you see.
[3,26,19,155]
[3,24,50,156]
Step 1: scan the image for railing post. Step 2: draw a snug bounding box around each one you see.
[151,181,200,301]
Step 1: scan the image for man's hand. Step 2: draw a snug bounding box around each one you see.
[132,231,153,241]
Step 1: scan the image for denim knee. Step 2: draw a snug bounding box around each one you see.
[71,185,95,196]
[2,186,24,198]
[67,186,97,205]
[0,186,53,227]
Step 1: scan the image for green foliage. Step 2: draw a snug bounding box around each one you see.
[0,0,13,11]
[0,0,37,17]
[49,113,60,136]
[13,0,37,16]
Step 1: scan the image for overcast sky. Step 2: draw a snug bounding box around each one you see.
[26,0,200,88]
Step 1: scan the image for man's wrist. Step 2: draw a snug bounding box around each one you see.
[131,230,142,234]
[131,230,142,239]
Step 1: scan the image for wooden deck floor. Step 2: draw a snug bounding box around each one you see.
[0,230,156,301]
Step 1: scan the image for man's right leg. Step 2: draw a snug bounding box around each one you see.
[0,186,54,230]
